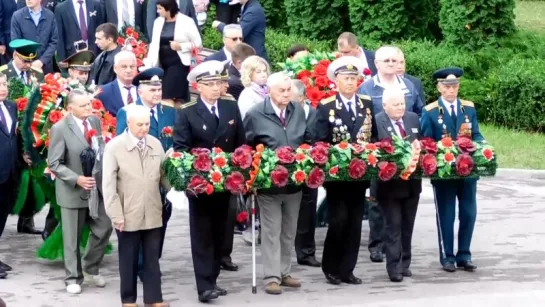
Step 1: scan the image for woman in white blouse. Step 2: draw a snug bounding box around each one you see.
[237,56,271,119]
[145,0,202,106]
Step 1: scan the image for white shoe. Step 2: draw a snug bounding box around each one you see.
[66,284,82,294]
[84,272,106,287]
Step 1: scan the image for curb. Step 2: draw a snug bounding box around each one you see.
[495,168,545,179]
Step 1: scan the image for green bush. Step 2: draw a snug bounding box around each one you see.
[347,0,408,42]
[439,0,516,50]
[284,0,348,41]
[260,0,287,31]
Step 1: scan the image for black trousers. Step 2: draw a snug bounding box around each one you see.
[221,195,237,263]
[295,186,318,261]
[322,182,368,278]
[0,176,16,239]
[216,3,241,24]
[188,192,230,294]
[368,180,384,253]
[378,195,419,276]
[116,227,163,304]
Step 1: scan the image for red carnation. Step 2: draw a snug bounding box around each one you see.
[306,167,325,189]
[16,97,28,112]
[231,147,253,169]
[367,154,378,167]
[420,137,438,154]
[193,153,212,172]
[236,211,249,224]
[213,156,227,168]
[191,148,211,156]
[313,65,327,77]
[329,165,339,176]
[239,144,253,154]
[376,139,394,154]
[187,175,209,195]
[482,148,494,161]
[315,76,330,88]
[225,171,246,194]
[298,144,311,150]
[271,165,289,187]
[205,184,214,195]
[295,152,306,162]
[352,143,365,155]
[455,154,474,177]
[85,128,97,140]
[318,59,331,67]
[363,68,372,76]
[293,170,306,184]
[365,143,377,152]
[92,99,104,111]
[348,158,367,179]
[456,136,477,154]
[170,152,183,159]
[48,110,63,124]
[441,137,454,148]
[309,146,328,165]
[276,146,296,164]
[378,161,397,181]
[421,153,438,176]
[314,141,331,149]
[296,70,312,80]
[306,87,323,104]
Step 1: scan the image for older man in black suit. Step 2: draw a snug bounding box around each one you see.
[375,87,422,282]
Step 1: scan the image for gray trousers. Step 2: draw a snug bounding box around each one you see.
[61,203,113,285]
[258,191,302,285]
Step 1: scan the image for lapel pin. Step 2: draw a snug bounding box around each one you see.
[411,128,418,133]
[438,119,443,124]
[228,119,234,125]
[89,10,97,17]
[387,126,392,131]
[358,113,363,117]
[203,125,207,130]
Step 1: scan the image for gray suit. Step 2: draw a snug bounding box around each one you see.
[47,114,113,285]
[146,0,197,39]
[243,98,311,285]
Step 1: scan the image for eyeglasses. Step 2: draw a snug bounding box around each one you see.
[379,59,398,63]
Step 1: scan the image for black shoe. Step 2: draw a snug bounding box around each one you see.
[341,274,362,285]
[402,268,412,277]
[457,260,477,272]
[0,261,12,272]
[389,274,403,282]
[0,266,6,279]
[198,290,219,302]
[442,262,456,272]
[17,217,42,235]
[220,261,238,271]
[214,285,227,296]
[324,273,341,285]
[370,251,384,263]
[297,257,321,267]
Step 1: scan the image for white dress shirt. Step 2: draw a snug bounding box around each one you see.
[118,80,137,106]
[117,0,135,30]
[339,94,357,116]
[72,0,88,35]
[223,47,232,62]
[202,99,219,117]
[442,98,458,116]
[303,102,310,120]
[142,103,158,122]
[72,115,91,135]
[0,101,13,133]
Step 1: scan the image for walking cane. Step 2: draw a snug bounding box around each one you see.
[432,185,446,260]
[250,192,257,294]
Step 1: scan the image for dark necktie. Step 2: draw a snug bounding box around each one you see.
[125,86,134,104]
[82,120,91,146]
[78,0,88,41]
[395,121,406,138]
[20,71,26,84]
[279,109,285,127]
[211,105,219,125]
[450,104,457,123]
[347,101,356,119]
[150,109,157,124]
[0,103,8,133]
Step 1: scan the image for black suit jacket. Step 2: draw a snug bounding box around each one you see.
[375,111,422,200]
[0,100,19,184]
[173,97,246,153]
[102,0,145,33]
[55,0,104,61]
[0,0,19,46]
[363,48,377,76]
[205,49,227,62]
[87,45,121,86]
[226,63,243,101]
[18,0,59,11]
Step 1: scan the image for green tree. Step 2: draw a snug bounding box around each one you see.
[284,0,349,41]
[347,0,408,42]
[260,0,287,31]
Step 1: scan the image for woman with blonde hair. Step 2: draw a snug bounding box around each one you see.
[237,55,270,119]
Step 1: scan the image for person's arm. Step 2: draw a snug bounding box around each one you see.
[102,142,124,225]
[412,88,424,117]
[40,14,59,65]
[179,16,202,51]
[47,124,79,186]
[173,109,192,152]
[10,13,22,40]
[419,108,435,139]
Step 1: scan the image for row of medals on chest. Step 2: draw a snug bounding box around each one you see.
[329,108,372,143]
[438,105,472,138]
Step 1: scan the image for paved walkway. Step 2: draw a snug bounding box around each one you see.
[1,171,545,306]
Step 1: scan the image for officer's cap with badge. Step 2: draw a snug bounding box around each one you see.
[187,60,225,83]
[58,50,96,72]
[433,67,464,85]
[9,39,41,62]
[132,67,164,87]
[327,56,365,82]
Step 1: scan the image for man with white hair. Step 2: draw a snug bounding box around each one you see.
[96,50,138,116]
[244,72,312,294]
[206,24,243,62]
[374,87,422,282]
[103,104,170,306]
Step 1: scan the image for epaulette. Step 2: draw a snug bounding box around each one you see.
[180,100,197,109]
[424,101,439,111]
[356,94,371,101]
[0,65,7,72]
[221,94,236,101]
[320,95,336,105]
[160,100,174,108]
[460,100,475,107]
[31,67,43,73]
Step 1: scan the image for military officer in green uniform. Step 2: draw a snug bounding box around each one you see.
[420,67,485,273]
[0,39,44,84]
[58,50,96,85]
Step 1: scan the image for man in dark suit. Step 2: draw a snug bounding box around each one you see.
[375,87,422,282]
[55,0,105,62]
[102,0,145,34]
[395,48,426,103]
[213,0,268,62]
[96,50,138,116]
[0,0,20,62]
[0,72,18,278]
[206,24,242,63]
[223,42,253,101]
[314,56,377,285]
[337,32,377,76]
[146,0,197,40]
[173,60,246,303]
[88,22,121,86]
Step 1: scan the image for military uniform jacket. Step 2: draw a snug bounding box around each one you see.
[0,61,44,83]
[173,97,246,153]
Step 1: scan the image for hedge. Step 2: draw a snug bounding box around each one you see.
[284,0,350,41]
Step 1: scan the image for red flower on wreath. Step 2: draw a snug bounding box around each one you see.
[276,146,296,164]
[170,152,182,159]
[213,147,224,154]
[49,110,63,124]
[367,154,378,167]
[92,99,104,111]
[482,148,494,161]
[329,165,339,176]
[441,137,454,148]
[365,143,377,152]
[456,154,474,176]
[213,156,227,168]
[162,126,173,137]
[306,167,325,189]
[295,152,306,162]
[231,147,252,169]
[306,86,323,105]
[191,148,211,156]
[421,153,438,176]
[187,175,209,194]
[313,64,328,77]
[210,171,223,184]
[226,171,246,194]
[378,161,397,181]
[85,128,97,141]
[348,158,367,179]
[315,76,329,88]
[376,139,394,154]
[293,170,306,184]
[193,153,212,172]
[352,143,365,155]
[456,136,476,153]
[309,146,328,165]
[297,70,311,79]
[205,184,214,195]
[314,141,331,149]
[298,144,311,150]
[271,165,289,187]
[16,97,28,112]
[236,211,248,224]
[420,137,438,154]
[444,152,455,164]
[239,144,253,154]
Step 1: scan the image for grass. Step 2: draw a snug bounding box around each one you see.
[515,1,545,32]
[480,124,545,169]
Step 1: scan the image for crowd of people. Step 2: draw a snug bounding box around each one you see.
[0,0,485,306]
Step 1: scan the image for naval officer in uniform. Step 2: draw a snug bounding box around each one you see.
[420,67,484,273]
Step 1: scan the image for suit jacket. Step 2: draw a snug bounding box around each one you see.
[173,97,246,153]
[304,102,318,142]
[404,74,425,103]
[375,111,422,200]
[17,0,59,11]
[55,0,104,61]
[0,0,18,47]
[116,99,176,151]
[87,45,121,86]
[217,0,268,62]
[97,79,138,116]
[363,48,377,76]
[47,114,102,209]
[204,48,226,62]
[102,131,169,231]
[0,100,18,184]
[0,61,44,83]
[102,0,145,33]
[226,62,243,100]
[146,0,197,40]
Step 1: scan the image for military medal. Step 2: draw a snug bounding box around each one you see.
[438,106,444,124]
[438,118,443,124]
[329,116,335,123]
[329,110,335,123]
[387,126,392,132]
[465,115,469,123]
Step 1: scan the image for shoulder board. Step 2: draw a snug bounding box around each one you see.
[31,67,43,73]
[0,65,7,72]
[424,101,439,111]
[160,100,174,108]
[320,95,336,105]
[460,100,475,107]
[180,101,197,109]
[221,94,236,101]
[356,94,371,101]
